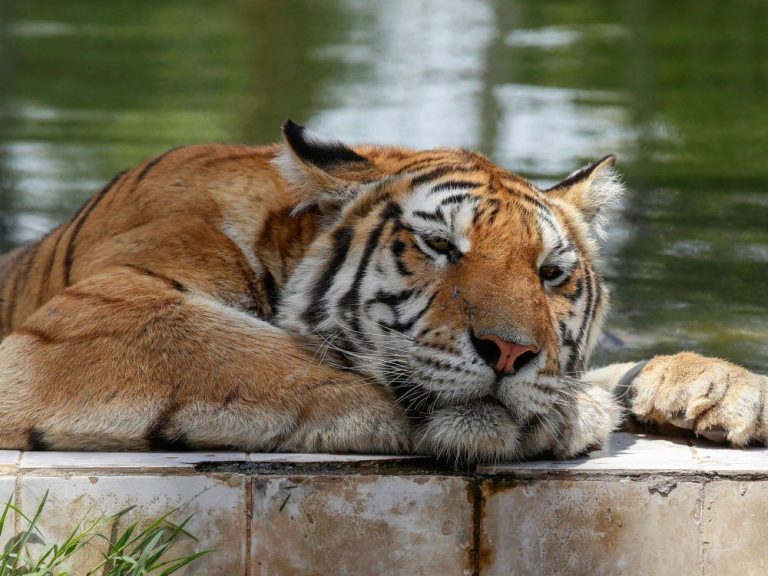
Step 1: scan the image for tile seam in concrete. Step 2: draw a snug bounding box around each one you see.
[470,479,482,576]
[13,453,23,535]
[245,476,253,576]
[698,480,709,576]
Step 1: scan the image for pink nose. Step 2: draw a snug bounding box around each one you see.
[478,335,540,374]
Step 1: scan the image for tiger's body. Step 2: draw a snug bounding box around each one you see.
[0,122,766,460]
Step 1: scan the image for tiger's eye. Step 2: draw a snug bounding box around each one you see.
[540,265,563,282]
[426,237,453,252]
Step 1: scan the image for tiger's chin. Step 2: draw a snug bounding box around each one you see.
[416,400,522,464]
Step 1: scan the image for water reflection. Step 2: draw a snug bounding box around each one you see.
[1,0,767,370]
[310,0,494,149]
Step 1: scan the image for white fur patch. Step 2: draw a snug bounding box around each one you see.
[585,165,624,240]
[220,219,263,274]
[401,184,477,260]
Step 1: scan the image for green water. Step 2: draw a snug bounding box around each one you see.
[1,0,767,370]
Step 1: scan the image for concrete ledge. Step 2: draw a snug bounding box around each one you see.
[2,433,767,575]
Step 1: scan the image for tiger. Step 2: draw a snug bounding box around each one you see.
[0,120,765,461]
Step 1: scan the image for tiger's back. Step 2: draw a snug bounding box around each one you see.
[0,143,314,339]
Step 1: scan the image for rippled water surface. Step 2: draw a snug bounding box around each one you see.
[1,0,768,369]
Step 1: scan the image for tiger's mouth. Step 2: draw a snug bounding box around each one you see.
[392,347,555,421]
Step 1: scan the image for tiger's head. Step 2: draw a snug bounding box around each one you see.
[277,121,623,461]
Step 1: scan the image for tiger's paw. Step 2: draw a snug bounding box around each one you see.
[623,352,768,446]
[417,401,522,463]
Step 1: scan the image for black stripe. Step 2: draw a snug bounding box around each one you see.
[409,238,433,260]
[27,428,48,450]
[134,146,184,186]
[387,374,436,424]
[63,171,127,286]
[487,205,500,225]
[145,400,193,450]
[537,213,560,240]
[407,165,476,185]
[381,292,437,333]
[367,288,416,308]
[570,266,596,373]
[615,360,650,410]
[147,433,192,451]
[594,276,603,316]
[559,320,577,349]
[350,184,392,218]
[554,242,576,256]
[507,187,553,215]
[533,202,561,235]
[563,277,585,303]
[474,197,500,225]
[391,239,413,276]
[412,209,446,224]
[429,181,483,195]
[409,166,453,186]
[439,193,473,206]
[338,203,402,339]
[411,353,467,374]
[262,269,280,312]
[395,157,455,175]
[123,264,187,292]
[302,227,353,328]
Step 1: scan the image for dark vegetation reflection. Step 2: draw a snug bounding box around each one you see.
[1,0,767,370]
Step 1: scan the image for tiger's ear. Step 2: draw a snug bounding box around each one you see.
[275,120,376,214]
[545,155,624,239]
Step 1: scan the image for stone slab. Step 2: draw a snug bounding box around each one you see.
[251,474,473,575]
[688,443,768,473]
[0,477,15,549]
[480,477,702,576]
[0,450,20,474]
[19,451,247,471]
[478,432,768,475]
[20,474,247,575]
[702,481,768,575]
[246,452,420,463]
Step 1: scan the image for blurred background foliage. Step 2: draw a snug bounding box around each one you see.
[1,0,767,369]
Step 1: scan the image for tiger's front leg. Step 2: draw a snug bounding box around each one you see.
[0,266,411,452]
[585,353,768,446]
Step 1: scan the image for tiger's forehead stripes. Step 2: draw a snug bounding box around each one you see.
[536,205,577,264]
[400,183,479,258]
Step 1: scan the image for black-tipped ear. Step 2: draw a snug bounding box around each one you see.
[546,155,616,193]
[545,155,624,239]
[282,119,368,169]
[275,121,377,215]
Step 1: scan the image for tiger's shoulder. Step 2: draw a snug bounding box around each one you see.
[0,142,304,337]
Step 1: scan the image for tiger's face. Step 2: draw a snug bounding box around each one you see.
[277,121,623,460]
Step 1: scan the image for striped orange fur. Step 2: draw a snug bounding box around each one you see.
[0,121,766,459]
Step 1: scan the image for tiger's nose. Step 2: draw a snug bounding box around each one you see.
[471,332,540,374]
